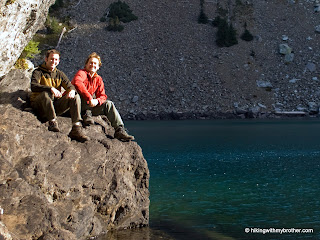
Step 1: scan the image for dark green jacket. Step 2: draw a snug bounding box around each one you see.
[30,63,75,102]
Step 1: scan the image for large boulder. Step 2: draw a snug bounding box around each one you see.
[0,0,55,78]
[0,70,150,239]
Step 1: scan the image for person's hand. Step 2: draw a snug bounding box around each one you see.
[89,99,99,107]
[51,87,62,98]
[67,90,76,99]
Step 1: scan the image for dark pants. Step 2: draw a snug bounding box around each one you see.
[31,91,82,124]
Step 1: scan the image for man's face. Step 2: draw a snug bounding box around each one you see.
[45,53,60,71]
[85,57,100,74]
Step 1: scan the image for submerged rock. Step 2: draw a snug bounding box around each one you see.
[0,70,150,239]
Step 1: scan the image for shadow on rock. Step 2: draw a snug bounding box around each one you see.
[0,90,30,110]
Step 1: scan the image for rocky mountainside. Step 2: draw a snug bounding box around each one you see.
[39,0,320,119]
[0,69,149,239]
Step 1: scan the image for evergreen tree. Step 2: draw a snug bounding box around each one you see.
[212,16,222,27]
[240,23,254,41]
[225,23,238,46]
[241,29,253,41]
[198,8,208,24]
[216,18,238,47]
[107,16,124,32]
[108,1,138,23]
[200,0,204,8]
[216,18,228,47]
[106,1,137,31]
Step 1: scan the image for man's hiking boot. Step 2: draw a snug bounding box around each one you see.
[114,126,134,141]
[48,120,60,132]
[83,110,94,126]
[68,125,89,142]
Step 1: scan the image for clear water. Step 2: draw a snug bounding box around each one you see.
[106,119,320,240]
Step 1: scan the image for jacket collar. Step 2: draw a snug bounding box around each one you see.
[38,63,57,73]
[84,68,98,80]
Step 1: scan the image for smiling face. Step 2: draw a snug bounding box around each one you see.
[45,53,60,71]
[85,57,100,74]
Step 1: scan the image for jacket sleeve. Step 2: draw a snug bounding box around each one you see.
[59,70,75,92]
[95,77,108,105]
[30,69,51,92]
[72,70,93,103]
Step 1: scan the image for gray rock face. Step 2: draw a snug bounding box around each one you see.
[0,70,150,239]
[0,0,55,78]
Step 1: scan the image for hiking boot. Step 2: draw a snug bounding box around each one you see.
[83,110,94,126]
[114,127,135,141]
[68,125,89,142]
[48,120,60,132]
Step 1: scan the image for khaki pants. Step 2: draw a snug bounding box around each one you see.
[81,98,124,129]
[31,91,82,124]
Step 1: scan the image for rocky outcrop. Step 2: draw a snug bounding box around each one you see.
[0,70,150,239]
[0,0,55,78]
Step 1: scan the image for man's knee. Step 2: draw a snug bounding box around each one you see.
[66,94,81,107]
[31,91,55,121]
[73,94,81,104]
[37,91,54,101]
[105,100,115,108]
[31,91,53,108]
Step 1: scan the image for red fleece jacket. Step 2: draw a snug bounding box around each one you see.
[72,69,107,105]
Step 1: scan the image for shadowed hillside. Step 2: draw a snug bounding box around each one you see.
[33,0,320,119]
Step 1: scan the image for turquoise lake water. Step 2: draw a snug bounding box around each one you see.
[104,119,320,240]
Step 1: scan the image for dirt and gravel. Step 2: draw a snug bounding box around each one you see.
[40,0,320,119]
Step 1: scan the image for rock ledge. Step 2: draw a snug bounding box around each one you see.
[0,70,150,240]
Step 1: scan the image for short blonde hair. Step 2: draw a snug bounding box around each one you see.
[85,52,102,67]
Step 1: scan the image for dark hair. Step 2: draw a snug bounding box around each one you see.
[85,52,102,67]
[46,49,60,59]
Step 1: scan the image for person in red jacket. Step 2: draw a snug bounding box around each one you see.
[72,52,134,141]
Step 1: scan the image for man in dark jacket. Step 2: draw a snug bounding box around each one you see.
[30,49,89,142]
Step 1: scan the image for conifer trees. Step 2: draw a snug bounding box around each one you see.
[215,18,238,47]
[198,0,254,47]
[198,0,209,24]
[105,1,138,32]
